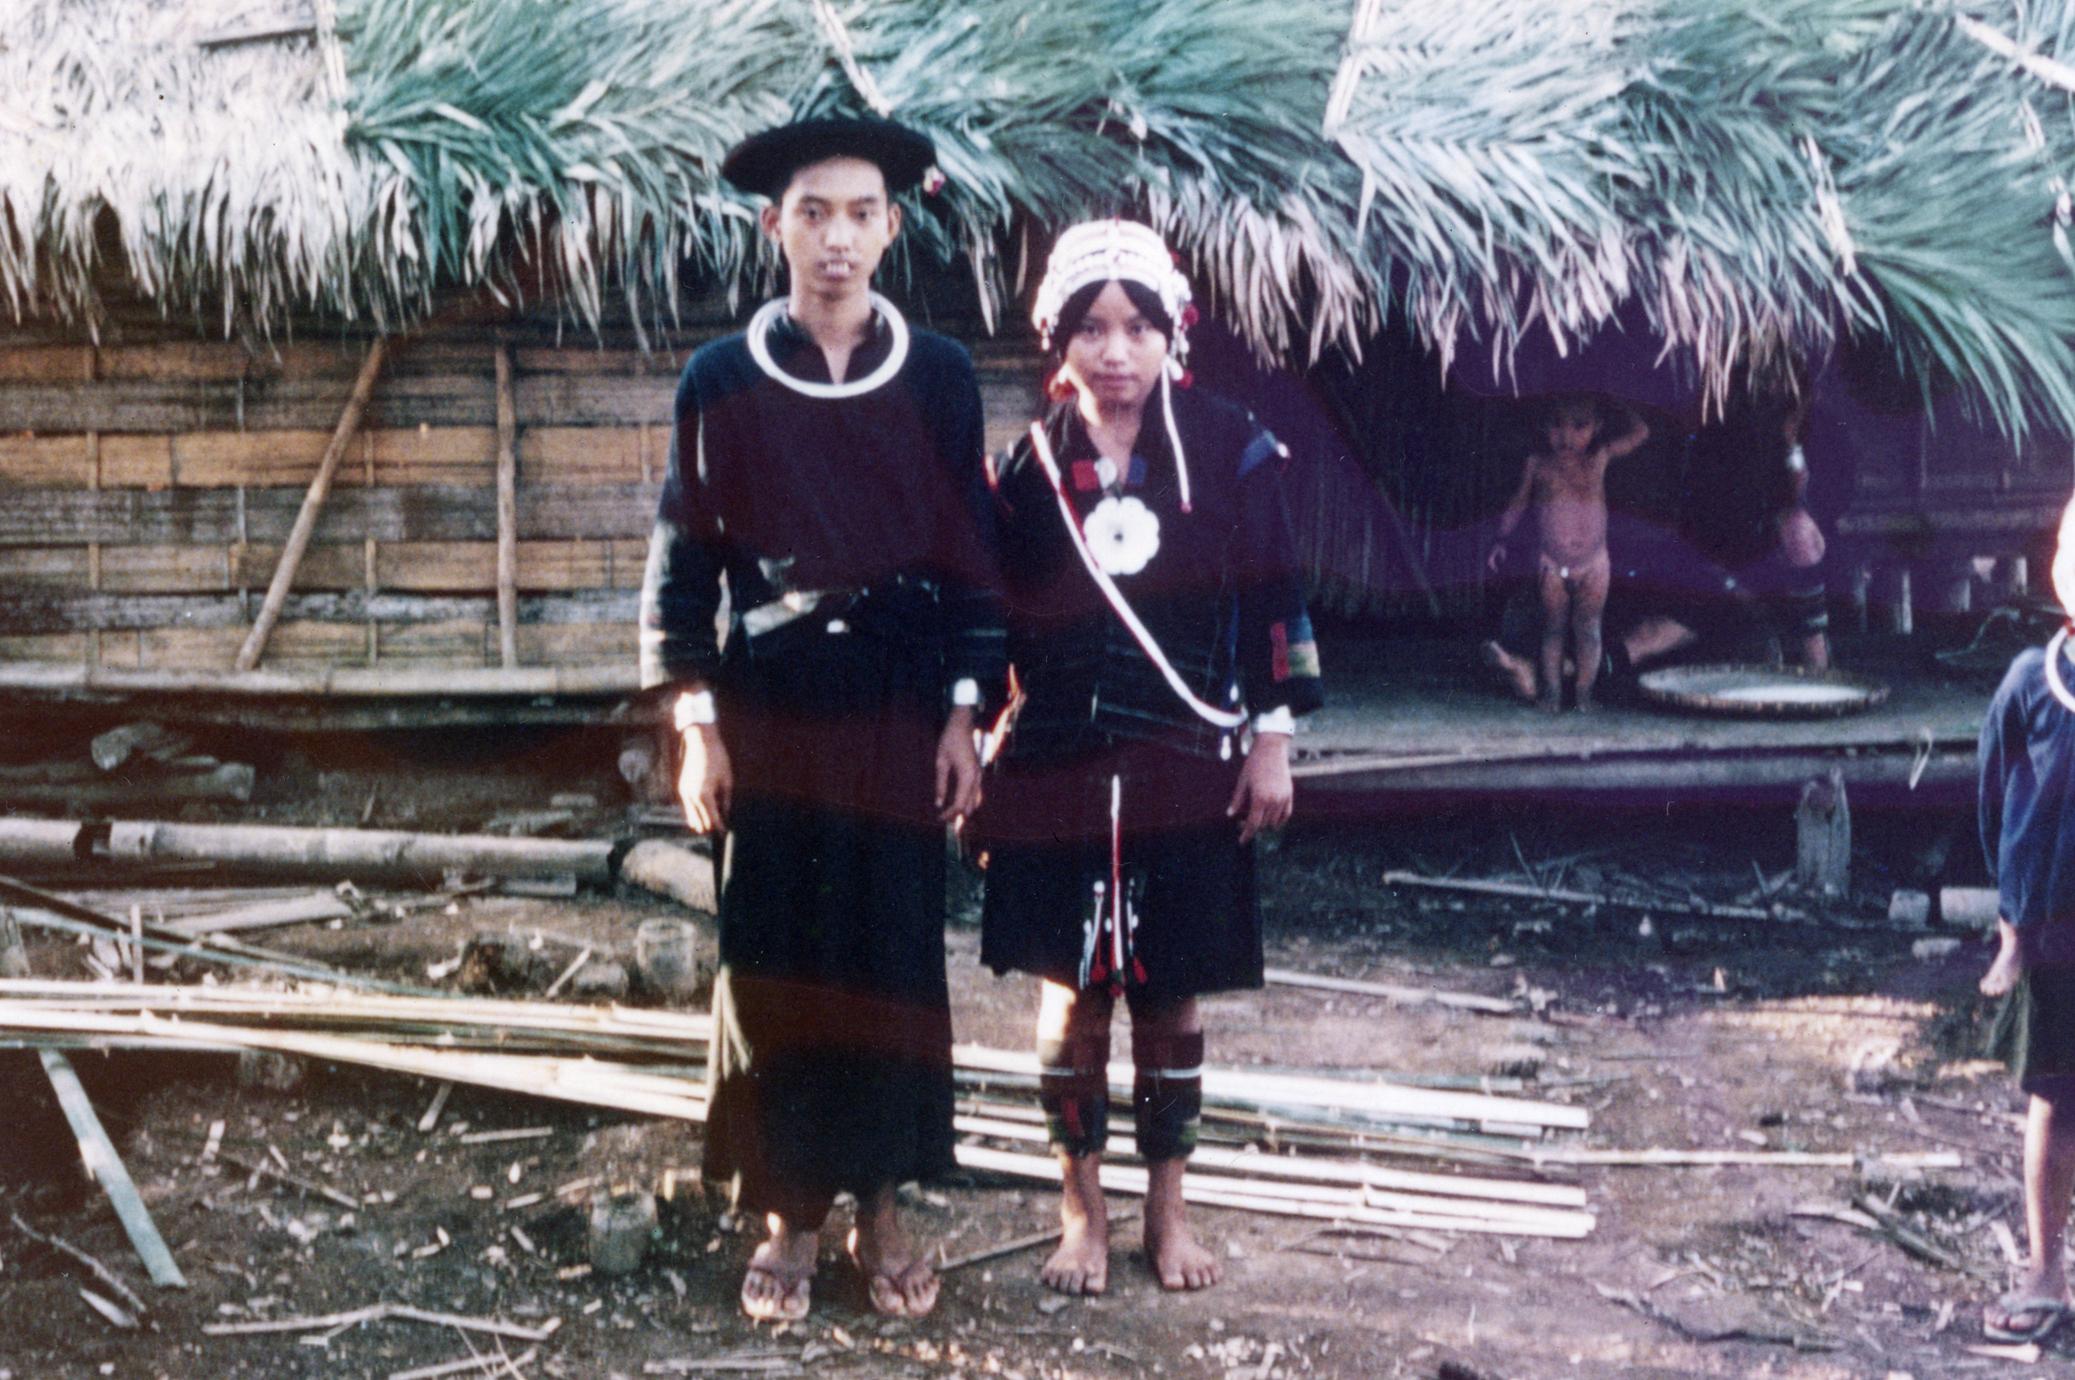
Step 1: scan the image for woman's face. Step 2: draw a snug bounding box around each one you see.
[1061,281,1169,414]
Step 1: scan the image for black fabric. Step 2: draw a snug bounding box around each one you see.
[1037,1034,1112,1156]
[990,388,1323,762]
[1131,1029,1204,1161]
[641,315,1003,1220]
[701,632,956,1217]
[977,740,1261,1000]
[640,320,1005,705]
[720,117,935,199]
[1988,963,2075,1097]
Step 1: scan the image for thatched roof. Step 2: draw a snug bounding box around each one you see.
[4,0,2075,437]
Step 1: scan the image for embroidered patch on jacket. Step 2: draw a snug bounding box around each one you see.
[1270,622,1321,681]
[1071,460,1102,492]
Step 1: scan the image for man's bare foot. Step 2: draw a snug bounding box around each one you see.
[1982,917,2023,999]
[848,1188,937,1318]
[1480,641,1537,702]
[1535,689,1562,714]
[741,1216,818,1322]
[1985,1266,2074,1342]
[1041,1153,1108,1295]
[1144,1160,1221,1291]
[1574,691,1596,714]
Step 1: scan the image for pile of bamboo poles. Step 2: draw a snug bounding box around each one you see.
[0,979,1594,1239]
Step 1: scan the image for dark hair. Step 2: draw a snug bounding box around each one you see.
[1051,279,1173,355]
[1542,393,1601,430]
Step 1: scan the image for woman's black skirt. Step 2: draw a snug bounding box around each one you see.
[976,736,1262,1002]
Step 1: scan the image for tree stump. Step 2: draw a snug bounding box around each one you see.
[1795,769,1850,898]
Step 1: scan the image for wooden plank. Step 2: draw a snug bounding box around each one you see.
[0,483,660,545]
[102,546,235,593]
[230,543,362,590]
[138,622,371,668]
[0,590,639,633]
[95,343,249,381]
[376,620,491,666]
[0,548,92,586]
[0,435,90,486]
[0,372,676,432]
[173,430,345,488]
[513,346,687,375]
[239,337,388,669]
[517,622,637,665]
[516,427,644,483]
[0,633,93,663]
[38,1050,188,1287]
[369,427,495,485]
[0,346,93,382]
[97,435,173,488]
[495,347,518,667]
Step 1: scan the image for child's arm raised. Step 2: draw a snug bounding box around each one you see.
[1599,403,1650,462]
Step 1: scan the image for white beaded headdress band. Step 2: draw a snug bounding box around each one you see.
[1032,220,1193,357]
[1032,220,1200,512]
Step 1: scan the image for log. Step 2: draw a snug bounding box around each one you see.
[0,589,638,634]
[89,722,194,772]
[0,818,88,866]
[1794,769,1850,898]
[0,763,254,808]
[620,839,716,914]
[494,346,519,669]
[0,663,637,698]
[38,1050,187,1287]
[101,819,614,885]
[238,338,388,670]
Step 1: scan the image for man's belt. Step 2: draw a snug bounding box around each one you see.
[736,578,941,642]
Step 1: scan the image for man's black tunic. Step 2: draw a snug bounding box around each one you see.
[640,314,1001,1219]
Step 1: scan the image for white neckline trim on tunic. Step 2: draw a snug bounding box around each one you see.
[2047,627,2075,713]
[745,293,910,399]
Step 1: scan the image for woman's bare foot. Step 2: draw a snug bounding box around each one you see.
[741,1215,819,1322]
[847,1187,937,1318]
[1041,1154,1109,1294]
[1144,1159,1220,1291]
[1982,917,2023,999]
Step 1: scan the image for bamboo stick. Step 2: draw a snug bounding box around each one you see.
[1263,967,1514,1014]
[236,337,387,671]
[1382,870,1775,923]
[0,663,638,698]
[494,345,519,669]
[39,1051,186,1287]
[102,819,613,884]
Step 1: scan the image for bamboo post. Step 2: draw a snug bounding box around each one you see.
[235,337,387,670]
[494,344,520,668]
[38,1050,187,1287]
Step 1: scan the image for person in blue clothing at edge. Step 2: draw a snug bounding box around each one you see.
[973,220,1325,1296]
[638,116,1004,1323]
[1979,494,2075,1344]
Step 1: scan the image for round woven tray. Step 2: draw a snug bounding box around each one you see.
[1636,663,1891,718]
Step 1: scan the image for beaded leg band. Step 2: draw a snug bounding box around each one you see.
[1038,1034,1111,1157]
[1132,1030,1204,1161]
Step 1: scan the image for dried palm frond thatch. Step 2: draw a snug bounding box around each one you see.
[1,0,2071,436]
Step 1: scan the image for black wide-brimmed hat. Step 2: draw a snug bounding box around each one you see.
[720,116,935,200]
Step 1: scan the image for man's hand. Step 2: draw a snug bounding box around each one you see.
[1227,732,1294,843]
[678,724,732,835]
[935,707,982,825]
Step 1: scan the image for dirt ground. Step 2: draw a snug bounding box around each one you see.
[0,719,2048,1380]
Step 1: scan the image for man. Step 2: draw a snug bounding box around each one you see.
[639,116,1002,1322]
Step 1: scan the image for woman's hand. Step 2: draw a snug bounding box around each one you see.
[936,707,983,825]
[1228,731,1293,843]
[677,724,732,835]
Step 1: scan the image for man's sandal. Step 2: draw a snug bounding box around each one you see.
[1984,1292,2072,1344]
[848,1244,938,1318]
[739,1258,813,1322]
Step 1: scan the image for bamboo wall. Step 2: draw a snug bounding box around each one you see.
[0,325,1041,684]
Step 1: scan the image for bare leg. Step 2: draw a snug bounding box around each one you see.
[1623,615,1696,667]
[1536,562,1570,713]
[847,1182,938,1317]
[1037,980,1112,1295]
[1133,997,1221,1290]
[1571,552,1611,712]
[742,1210,822,1321]
[1801,632,1831,671]
[1479,639,1538,701]
[1987,1090,2075,1338]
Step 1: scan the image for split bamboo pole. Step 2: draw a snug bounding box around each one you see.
[493,345,519,669]
[100,820,613,884]
[236,337,387,671]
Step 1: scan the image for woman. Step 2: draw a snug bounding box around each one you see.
[978,220,1324,1295]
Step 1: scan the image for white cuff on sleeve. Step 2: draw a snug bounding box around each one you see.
[1785,443,1807,474]
[673,689,717,731]
[951,678,980,708]
[1251,705,1296,736]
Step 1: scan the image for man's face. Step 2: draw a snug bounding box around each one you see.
[760,155,901,302]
